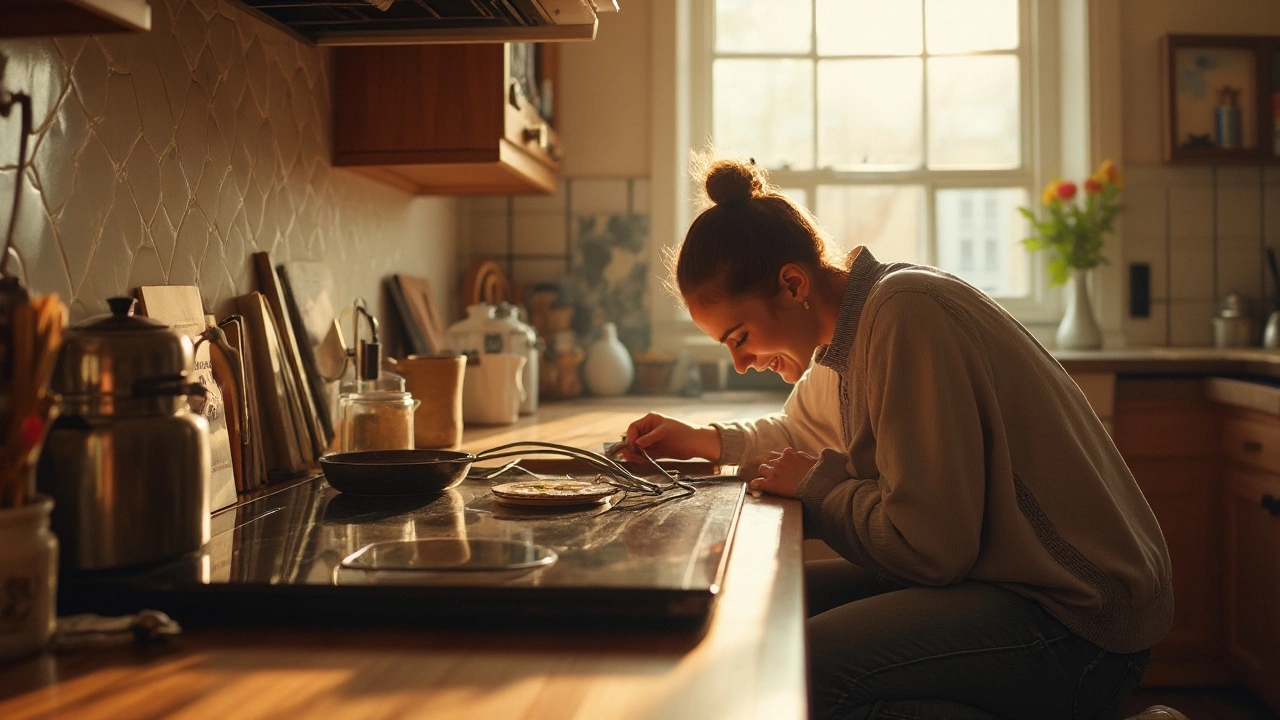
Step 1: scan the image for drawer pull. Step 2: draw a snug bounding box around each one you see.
[1242,440,1263,453]
[1264,494,1280,516]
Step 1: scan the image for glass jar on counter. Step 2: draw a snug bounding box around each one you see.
[337,390,420,452]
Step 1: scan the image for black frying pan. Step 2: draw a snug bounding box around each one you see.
[319,442,678,498]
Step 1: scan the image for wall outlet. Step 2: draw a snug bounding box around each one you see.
[1129,263,1151,318]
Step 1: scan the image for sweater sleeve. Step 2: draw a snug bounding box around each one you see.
[795,289,989,586]
[711,362,843,468]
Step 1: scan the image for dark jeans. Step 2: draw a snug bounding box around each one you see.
[806,559,1150,720]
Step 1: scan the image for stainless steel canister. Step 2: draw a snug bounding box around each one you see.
[36,297,210,570]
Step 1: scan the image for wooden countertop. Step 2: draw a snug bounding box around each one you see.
[0,392,807,720]
[1055,346,1280,378]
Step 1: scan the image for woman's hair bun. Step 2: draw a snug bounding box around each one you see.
[703,158,766,207]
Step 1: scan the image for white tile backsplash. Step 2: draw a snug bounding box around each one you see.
[1168,247,1215,301]
[570,178,629,215]
[1266,185,1280,240]
[512,212,568,256]
[1167,186,1215,246]
[513,178,567,214]
[1125,161,1280,348]
[1122,235,1169,299]
[1169,299,1215,346]
[1123,301,1168,347]
[1217,243,1265,303]
[1216,180,1262,238]
[1121,185,1167,239]
[469,212,511,256]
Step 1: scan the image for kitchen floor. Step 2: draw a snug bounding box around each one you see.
[1123,687,1279,720]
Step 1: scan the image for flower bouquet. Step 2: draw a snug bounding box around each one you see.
[1020,160,1124,285]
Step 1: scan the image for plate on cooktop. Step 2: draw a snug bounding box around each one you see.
[490,479,617,507]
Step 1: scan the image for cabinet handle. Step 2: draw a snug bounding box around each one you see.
[523,124,550,151]
[1264,494,1280,516]
[1243,440,1263,453]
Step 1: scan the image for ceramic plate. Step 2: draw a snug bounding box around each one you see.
[491,479,617,507]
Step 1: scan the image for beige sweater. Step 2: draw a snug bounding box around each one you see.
[714,249,1173,654]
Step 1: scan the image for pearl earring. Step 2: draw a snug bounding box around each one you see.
[803,299,810,310]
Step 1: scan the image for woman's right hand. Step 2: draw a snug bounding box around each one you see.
[622,413,722,463]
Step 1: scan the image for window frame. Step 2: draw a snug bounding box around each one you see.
[683,0,1064,329]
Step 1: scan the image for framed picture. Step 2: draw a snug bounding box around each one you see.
[1161,34,1278,164]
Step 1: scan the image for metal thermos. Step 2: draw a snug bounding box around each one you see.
[36,297,210,570]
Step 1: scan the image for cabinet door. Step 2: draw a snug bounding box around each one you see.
[1223,464,1280,709]
[1127,457,1222,666]
[1114,398,1227,685]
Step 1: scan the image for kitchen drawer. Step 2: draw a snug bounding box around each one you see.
[1223,411,1280,475]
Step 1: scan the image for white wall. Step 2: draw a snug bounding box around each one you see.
[559,5,653,177]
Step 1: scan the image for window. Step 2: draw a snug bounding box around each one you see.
[692,0,1057,313]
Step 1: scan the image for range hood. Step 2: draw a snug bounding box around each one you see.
[234,0,617,46]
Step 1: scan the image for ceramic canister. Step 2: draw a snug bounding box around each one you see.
[462,353,527,426]
[0,495,57,661]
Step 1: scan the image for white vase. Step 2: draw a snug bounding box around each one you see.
[0,494,57,661]
[1057,271,1103,350]
[584,322,634,396]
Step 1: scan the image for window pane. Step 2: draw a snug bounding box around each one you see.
[714,59,814,170]
[819,58,923,171]
[778,187,810,208]
[816,185,923,263]
[716,0,811,53]
[816,0,922,56]
[927,55,1020,169]
[925,0,1018,54]
[935,187,1029,297]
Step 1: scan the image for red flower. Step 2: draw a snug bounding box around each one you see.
[1083,178,1103,194]
[1056,182,1078,201]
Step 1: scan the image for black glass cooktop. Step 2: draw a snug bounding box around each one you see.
[60,464,746,633]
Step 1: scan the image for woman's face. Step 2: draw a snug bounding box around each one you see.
[686,291,818,384]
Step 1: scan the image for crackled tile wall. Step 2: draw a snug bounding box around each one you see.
[0,0,457,325]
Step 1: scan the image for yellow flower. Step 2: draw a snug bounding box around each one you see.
[1042,181,1060,205]
[1097,159,1124,189]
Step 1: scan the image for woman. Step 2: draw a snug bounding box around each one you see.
[623,157,1173,720]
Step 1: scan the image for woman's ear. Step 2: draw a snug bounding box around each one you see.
[777,263,810,306]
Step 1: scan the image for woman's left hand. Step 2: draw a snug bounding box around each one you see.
[748,448,818,498]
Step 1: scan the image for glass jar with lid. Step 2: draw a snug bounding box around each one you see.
[338,390,420,452]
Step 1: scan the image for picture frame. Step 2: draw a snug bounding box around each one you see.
[1161,33,1279,164]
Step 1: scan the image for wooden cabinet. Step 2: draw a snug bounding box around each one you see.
[0,0,150,37]
[1113,391,1227,685]
[334,43,560,196]
[1222,411,1280,709]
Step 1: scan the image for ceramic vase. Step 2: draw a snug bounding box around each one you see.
[0,494,57,661]
[584,322,634,396]
[1057,271,1103,350]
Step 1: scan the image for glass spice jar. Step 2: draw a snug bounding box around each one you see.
[338,391,420,452]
